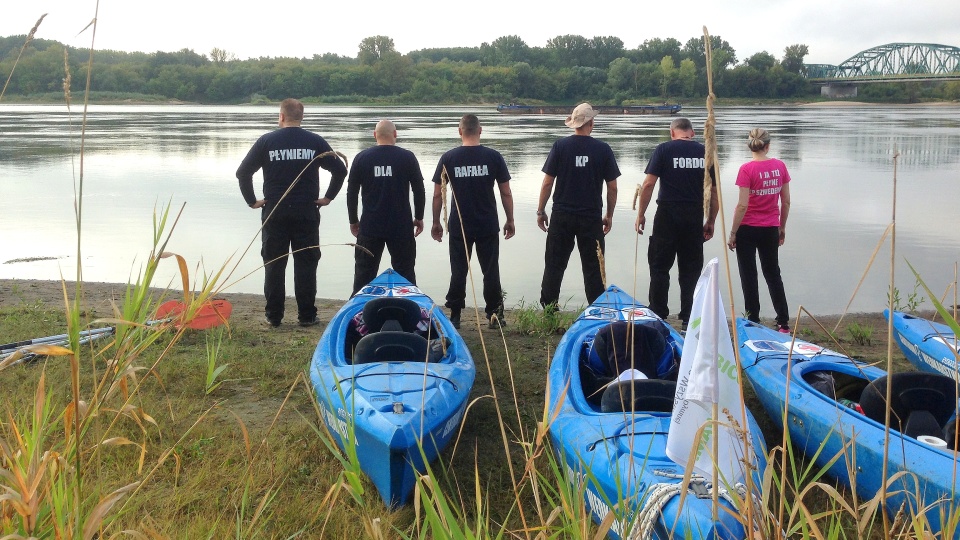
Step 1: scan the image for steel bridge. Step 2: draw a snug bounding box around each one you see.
[806,43,960,83]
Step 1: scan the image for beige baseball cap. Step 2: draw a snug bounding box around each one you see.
[565,102,599,128]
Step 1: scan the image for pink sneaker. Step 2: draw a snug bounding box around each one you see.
[777,325,791,334]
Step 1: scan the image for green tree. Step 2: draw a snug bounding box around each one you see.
[660,55,677,97]
[209,47,235,66]
[678,58,697,97]
[607,57,637,92]
[781,44,809,74]
[357,35,396,65]
[486,35,530,65]
[545,34,590,67]
[589,36,626,68]
[681,35,737,69]
[745,51,777,71]
[636,38,681,64]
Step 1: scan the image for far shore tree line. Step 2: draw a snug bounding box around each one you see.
[2,34,958,104]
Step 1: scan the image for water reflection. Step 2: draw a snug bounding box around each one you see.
[1,104,959,315]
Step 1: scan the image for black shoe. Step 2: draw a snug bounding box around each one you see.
[264,316,281,328]
[450,309,461,330]
[299,316,320,327]
[680,320,688,335]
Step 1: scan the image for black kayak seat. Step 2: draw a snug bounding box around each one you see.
[600,379,677,414]
[589,321,672,380]
[353,331,429,364]
[859,372,957,438]
[362,297,422,333]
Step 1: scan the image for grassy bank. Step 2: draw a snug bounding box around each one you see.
[0,277,924,538]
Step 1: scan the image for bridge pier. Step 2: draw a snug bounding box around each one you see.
[820,84,858,98]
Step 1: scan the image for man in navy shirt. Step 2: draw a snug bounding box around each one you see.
[431,114,515,329]
[536,103,620,308]
[347,120,426,295]
[236,98,347,328]
[635,117,718,330]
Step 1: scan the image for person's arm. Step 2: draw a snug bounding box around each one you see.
[430,183,444,242]
[703,184,719,240]
[411,164,426,238]
[778,182,791,246]
[346,168,360,238]
[635,174,657,234]
[236,141,264,208]
[499,181,515,239]
[319,152,349,203]
[603,179,618,235]
[727,186,750,250]
[536,174,555,232]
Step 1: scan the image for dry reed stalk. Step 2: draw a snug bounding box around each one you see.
[0,14,46,102]
[596,241,606,288]
[62,49,72,106]
[440,165,450,230]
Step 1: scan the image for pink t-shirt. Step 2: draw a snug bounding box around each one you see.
[735,158,791,227]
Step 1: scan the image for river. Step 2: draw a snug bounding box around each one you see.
[1,103,958,316]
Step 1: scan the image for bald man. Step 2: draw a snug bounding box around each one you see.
[346,120,426,294]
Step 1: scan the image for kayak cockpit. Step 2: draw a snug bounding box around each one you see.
[801,364,959,450]
[343,297,445,364]
[577,320,682,413]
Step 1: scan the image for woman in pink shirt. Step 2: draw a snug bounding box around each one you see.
[727,128,792,333]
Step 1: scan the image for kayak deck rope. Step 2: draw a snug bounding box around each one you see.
[634,475,752,540]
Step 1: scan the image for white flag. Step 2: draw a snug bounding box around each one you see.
[665,258,749,484]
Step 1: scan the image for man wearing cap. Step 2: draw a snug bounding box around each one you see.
[536,102,620,308]
[635,117,718,331]
[347,119,426,295]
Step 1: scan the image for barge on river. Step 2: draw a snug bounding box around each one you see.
[496,103,682,115]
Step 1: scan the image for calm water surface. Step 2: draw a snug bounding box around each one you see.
[2,104,959,316]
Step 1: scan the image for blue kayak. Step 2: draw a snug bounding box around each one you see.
[309,269,475,507]
[887,310,960,379]
[738,318,960,537]
[547,285,766,540]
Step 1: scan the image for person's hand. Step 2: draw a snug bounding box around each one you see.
[413,219,424,237]
[503,219,515,240]
[602,216,613,235]
[431,222,443,242]
[349,222,359,238]
[635,214,645,234]
[727,232,737,251]
[250,199,266,209]
[315,197,331,207]
[779,227,786,246]
[703,222,715,241]
[537,212,549,232]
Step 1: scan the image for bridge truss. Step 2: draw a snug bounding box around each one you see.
[806,43,960,81]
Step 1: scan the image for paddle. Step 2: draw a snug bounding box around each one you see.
[0,298,233,366]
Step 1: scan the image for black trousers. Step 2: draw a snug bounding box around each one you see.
[540,210,605,307]
[647,202,704,323]
[261,213,320,323]
[446,232,503,317]
[734,225,790,326]
[353,233,417,295]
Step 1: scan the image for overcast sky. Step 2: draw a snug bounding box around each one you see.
[2,0,958,66]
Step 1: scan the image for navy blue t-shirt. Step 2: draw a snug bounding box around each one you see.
[346,145,426,238]
[542,135,620,217]
[644,139,709,204]
[236,126,347,213]
[431,145,511,237]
